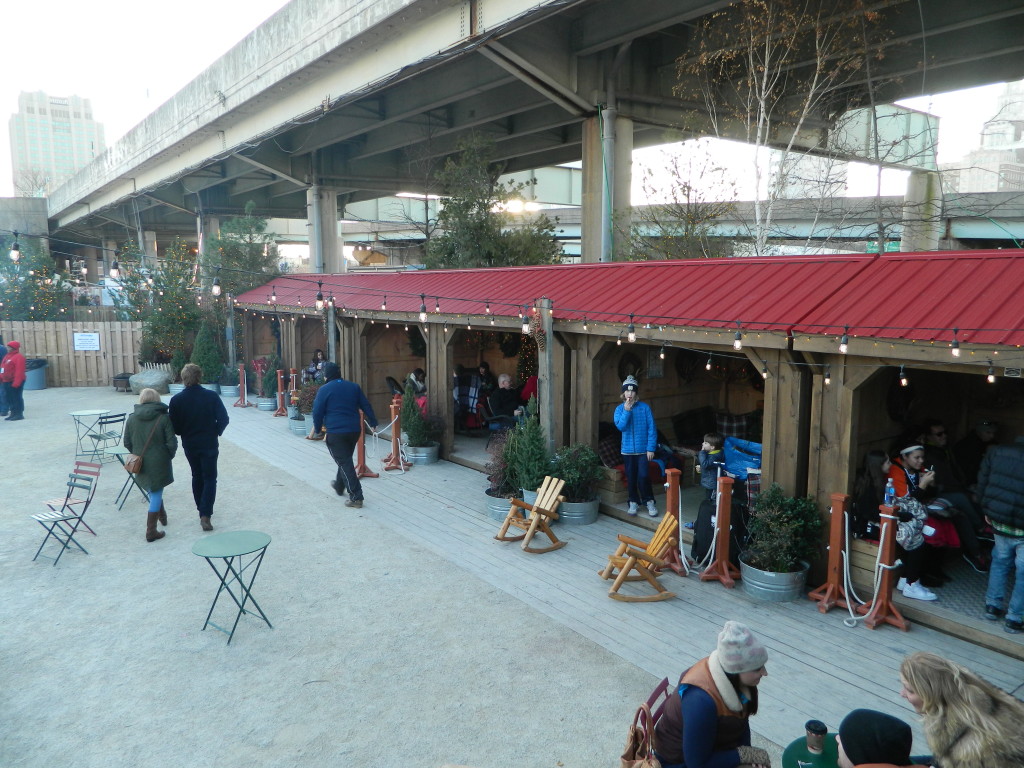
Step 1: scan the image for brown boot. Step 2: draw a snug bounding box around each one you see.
[146,512,165,542]
[200,516,214,531]
[158,502,167,526]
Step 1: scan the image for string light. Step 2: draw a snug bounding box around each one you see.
[381,295,387,311]
[951,328,960,357]
[419,294,427,322]
[109,253,121,280]
[987,361,996,383]
[270,286,277,304]
[839,326,849,355]
[520,307,529,334]
[761,362,768,379]
[659,344,666,360]
[485,301,491,314]
[627,313,636,343]
[616,332,622,346]
[9,232,20,262]
[211,276,221,297]
[824,366,831,386]
[899,365,909,387]
[443,322,448,334]
[315,280,324,310]
[582,317,588,332]
[733,322,743,350]
[434,297,440,313]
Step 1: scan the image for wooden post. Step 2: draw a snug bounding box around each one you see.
[807,493,852,612]
[700,476,740,587]
[273,369,287,416]
[661,468,689,576]
[857,507,910,631]
[382,396,411,472]
[233,361,253,407]
[354,408,379,479]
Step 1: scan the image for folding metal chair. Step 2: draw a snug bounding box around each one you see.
[39,462,102,536]
[32,474,97,565]
[86,413,126,462]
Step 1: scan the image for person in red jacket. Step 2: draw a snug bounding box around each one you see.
[0,340,27,421]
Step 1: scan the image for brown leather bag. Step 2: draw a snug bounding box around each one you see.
[620,703,661,768]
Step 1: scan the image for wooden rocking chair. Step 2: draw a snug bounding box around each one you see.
[599,514,679,601]
[495,475,566,553]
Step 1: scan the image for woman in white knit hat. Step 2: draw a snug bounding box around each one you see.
[654,621,771,768]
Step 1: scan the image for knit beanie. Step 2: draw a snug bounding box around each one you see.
[839,709,912,766]
[321,362,341,381]
[716,621,768,674]
[621,375,639,393]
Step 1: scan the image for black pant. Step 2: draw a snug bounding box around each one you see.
[4,383,23,417]
[184,445,219,517]
[326,432,362,501]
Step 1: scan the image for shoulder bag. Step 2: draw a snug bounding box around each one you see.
[620,703,661,768]
[125,416,163,474]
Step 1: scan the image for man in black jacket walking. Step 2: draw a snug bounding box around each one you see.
[169,363,229,530]
[978,436,1024,633]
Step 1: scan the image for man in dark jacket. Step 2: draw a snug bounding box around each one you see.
[978,436,1024,634]
[0,340,27,421]
[169,363,229,530]
[312,362,377,508]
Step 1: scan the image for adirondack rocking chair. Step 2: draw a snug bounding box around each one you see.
[599,514,679,601]
[494,475,566,553]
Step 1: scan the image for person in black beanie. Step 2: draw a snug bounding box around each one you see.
[312,362,377,508]
[837,709,926,768]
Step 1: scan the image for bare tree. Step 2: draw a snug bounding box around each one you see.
[14,167,51,197]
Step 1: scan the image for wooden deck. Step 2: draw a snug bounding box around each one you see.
[225,402,1024,747]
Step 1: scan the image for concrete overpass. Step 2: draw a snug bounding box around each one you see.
[46,0,1024,269]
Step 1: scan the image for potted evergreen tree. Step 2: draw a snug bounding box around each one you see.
[257,354,282,411]
[168,348,188,395]
[739,482,823,601]
[190,323,223,392]
[551,443,603,525]
[508,396,550,501]
[484,430,517,520]
[219,363,241,398]
[401,385,441,464]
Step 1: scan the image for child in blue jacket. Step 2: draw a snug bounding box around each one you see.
[614,375,658,516]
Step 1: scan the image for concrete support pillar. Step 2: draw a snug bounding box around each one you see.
[101,239,118,279]
[900,170,942,253]
[607,114,633,262]
[81,246,99,284]
[580,116,602,263]
[308,186,339,273]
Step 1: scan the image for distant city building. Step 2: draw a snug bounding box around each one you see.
[8,91,106,197]
[940,80,1024,193]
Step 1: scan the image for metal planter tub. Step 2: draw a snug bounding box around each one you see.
[558,498,600,525]
[404,442,439,465]
[739,558,809,602]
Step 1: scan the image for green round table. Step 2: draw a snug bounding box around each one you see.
[192,530,273,644]
[782,732,839,768]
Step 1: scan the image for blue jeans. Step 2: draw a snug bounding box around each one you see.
[325,432,362,501]
[147,487,164,515]
[984,532,1024,622]
[184,445,219,517]
[622,453,654,505]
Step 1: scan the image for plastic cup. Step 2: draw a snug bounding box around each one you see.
[805,720,827,754]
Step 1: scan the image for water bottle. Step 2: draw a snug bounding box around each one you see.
[883,478,895,507]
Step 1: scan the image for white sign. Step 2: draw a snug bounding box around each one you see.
[73,332,101,351]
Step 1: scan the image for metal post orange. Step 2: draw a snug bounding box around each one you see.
[233,362,253,407]
[354,409,379,479]
[272,369,287,416]
[661,468,690,576]
[807,493,852,612]
[700,476,740,587]
[382,395,411,471]
[856,507,910,631]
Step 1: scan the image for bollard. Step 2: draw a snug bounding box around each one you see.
[233,362,253,407]
[807,493,852,612]
[354,408,379,479]
[856,507,910,631]
[700,475,740,587]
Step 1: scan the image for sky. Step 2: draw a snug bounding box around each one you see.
[0,1,1009,202]
[1,0,291,197]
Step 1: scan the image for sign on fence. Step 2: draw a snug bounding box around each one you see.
[73,332,101,351]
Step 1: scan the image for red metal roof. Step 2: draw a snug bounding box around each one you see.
[233,249,1024,347]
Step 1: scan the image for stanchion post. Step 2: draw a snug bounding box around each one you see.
[856,506,910,631]
[272,369,287,416]
[700,476,740,587]
[382,395,411,471]
[233,361,253,408]
[807,493,852,612]
[661,468,689,576]
[354,408,379,479]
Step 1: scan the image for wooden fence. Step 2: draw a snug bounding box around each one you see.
[0,321,143,387]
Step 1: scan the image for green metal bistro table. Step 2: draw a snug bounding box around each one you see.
[192,531,272,644]
[70,409,110,459]
[105,446,150,509]
[782,733,839,768]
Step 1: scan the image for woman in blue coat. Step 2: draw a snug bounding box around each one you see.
[614,375,658,516]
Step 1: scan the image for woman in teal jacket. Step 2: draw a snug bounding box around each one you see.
[613,375,658,516]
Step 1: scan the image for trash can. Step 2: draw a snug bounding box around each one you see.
[24,359,48,390]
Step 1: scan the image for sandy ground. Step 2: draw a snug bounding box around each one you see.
[1,387,789,768]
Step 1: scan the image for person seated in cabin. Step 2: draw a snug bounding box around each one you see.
[406,367,427,395]
[697,432,725,500]
[921,419,987,537]
[489,373,524,423]
[953,418,997,490]
[476,361,497,398]
[303,349,326,384]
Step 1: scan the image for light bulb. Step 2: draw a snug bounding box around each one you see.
[987,362,996,383]
[521,313,529,334]
[824,367,831,386]
[582,318,588,332]
[705,358,712,371]
[109,259,120,279]
[381,295,387,311]
[761,364,768,379]
[315,280,324,310]
[627,314,636,343]
[839,327,849,355]
[899,366,909,387]
[9,232,20,262]
[733,331,743,350]
[951,331,960,357]
[659,345,666,360]
[419,294,427,323]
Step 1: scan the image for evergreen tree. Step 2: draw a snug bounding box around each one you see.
[189,322,224,384]
[205,200,283,295]
[0,234,70,321]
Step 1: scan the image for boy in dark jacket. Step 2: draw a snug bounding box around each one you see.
[697,432,724,499]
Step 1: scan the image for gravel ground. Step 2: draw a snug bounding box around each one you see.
[0,386,692,768]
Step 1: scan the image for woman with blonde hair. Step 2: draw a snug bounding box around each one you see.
[899,651,1024,767]
[123,388,178,542]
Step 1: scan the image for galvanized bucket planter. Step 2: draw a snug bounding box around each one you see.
[200,383,220,393]
[404,442,439,465]
[558,498,600,525]
[739,558,809,602]
[288,418,308,436]
[220,385,240,399]
[485,490,513,521]
[256,397,276,411]
[168,383,186,395]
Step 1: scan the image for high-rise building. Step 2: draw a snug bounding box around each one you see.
[940,79,1024,193]
[8,91,106,197]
